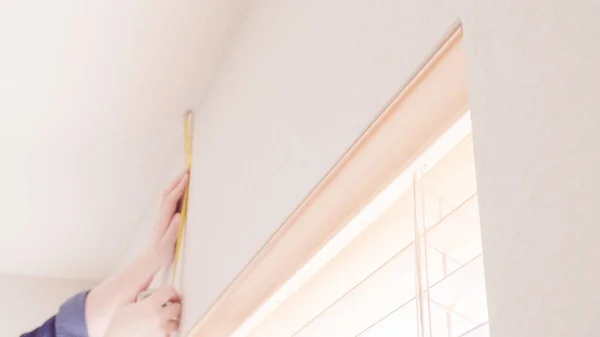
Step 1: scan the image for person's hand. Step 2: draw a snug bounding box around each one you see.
[147,169,189,268]
[85,171,189,337]
[104,286,182,337]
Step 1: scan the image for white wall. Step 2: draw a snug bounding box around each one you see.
[181,0,461,332]
[0,274,94,336]
[182,0,600,336]
[465,1,600,336]
[0,0,252,282]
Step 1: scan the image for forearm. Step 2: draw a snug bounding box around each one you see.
[21,292,89,337]
[22,171,187,337]
[85,250,162,337]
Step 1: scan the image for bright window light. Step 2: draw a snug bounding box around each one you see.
[232,111,473,337]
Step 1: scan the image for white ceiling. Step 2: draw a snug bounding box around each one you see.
[0,0,251,281]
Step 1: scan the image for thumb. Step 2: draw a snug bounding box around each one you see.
[157,213,181,266]
[163,213,181,247]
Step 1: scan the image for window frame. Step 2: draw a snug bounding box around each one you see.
[188,24,468,337]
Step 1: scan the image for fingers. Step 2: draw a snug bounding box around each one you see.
[161,170,188,199]
[162,319,181,333]
[162,213,181,246]
[160,302,182,321]
[148,286,180,308]
[157,172,189,234]
[164,171,189,206]
[159,303,182,334]
[151,288,182,334]
[156,213,181,266]
[152,171,188,246]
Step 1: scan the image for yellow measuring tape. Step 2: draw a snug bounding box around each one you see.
[172,110,193,283]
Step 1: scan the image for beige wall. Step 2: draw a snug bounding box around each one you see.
[182,0,600,336]
[0,274,94,336]
[465,1,600,337]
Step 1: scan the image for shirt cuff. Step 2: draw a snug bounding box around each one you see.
[55,291,89,337]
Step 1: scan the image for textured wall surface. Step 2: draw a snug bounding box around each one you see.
[180,0,460,333]
[0,274,94,336]
[182,0,600,336]
[0,0,252,281]
[465,1,600,336]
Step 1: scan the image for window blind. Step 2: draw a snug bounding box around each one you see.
[238,122,489,337]
[187,26,468,337]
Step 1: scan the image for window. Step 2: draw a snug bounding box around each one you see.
[232,112,489,337]
[187,25,482,337]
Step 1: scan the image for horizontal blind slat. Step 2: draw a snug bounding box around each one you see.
[248,135,480,337]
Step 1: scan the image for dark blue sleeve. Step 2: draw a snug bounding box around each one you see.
[20,291,89,337]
